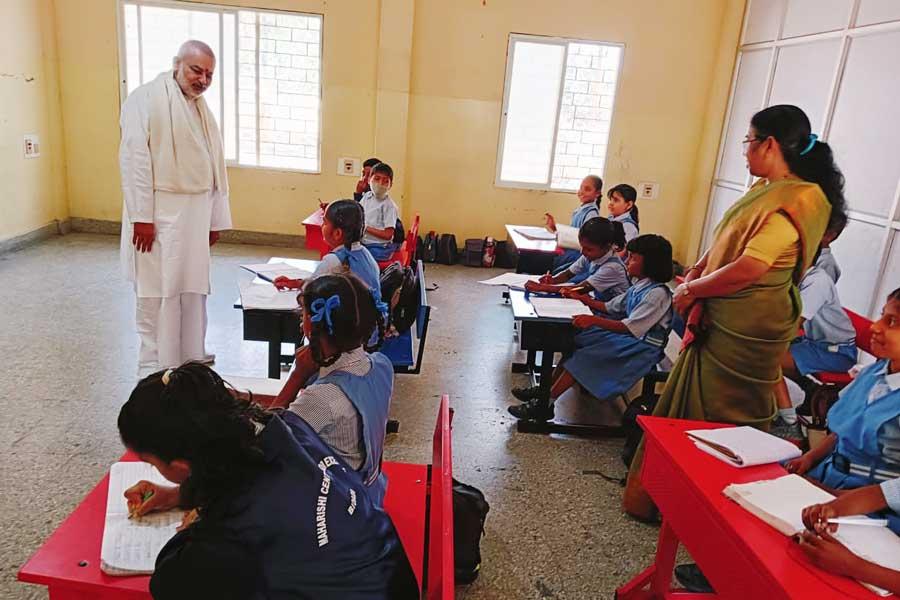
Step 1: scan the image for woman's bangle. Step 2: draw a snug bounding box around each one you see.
[686,265,702,274]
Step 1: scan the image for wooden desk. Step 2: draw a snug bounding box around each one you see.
[617,416,881,600]
[235,257,319,378]
[505,224,558,275]
[509,290,623,438]
[302,209,330,258]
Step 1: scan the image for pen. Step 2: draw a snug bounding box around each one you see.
[827,517,888,527]
[128,490,155,519]
[256,273,275,284]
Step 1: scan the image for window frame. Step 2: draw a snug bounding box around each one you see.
[116,0,324,174]
[495,33,624,193]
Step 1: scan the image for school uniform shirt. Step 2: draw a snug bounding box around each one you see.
[860,362,900,466]
[818,246,841,283]
[359,191,399,246]
[799,265,856,345]
[882,478,900,514]
[567,250,630,299]
[571,202,600,228]
[603,278,673,339]
[150,411,419,600]
[288,347,374,470]
[611,212,639,243]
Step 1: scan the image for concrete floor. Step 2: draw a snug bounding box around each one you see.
[1,233,660,600]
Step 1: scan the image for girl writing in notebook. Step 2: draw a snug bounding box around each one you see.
[270,273,393,508]
[510,235,673,421]
[545,174,603,271]
[523,217,630,300]
[118,363,417,600]
[786,287,900,534]
[606,183,640,244]
[799,480,900,594]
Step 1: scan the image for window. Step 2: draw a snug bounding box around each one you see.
[120,0,322,172]
[496,35,623,192]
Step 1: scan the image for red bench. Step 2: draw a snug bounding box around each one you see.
[377,213,421,270]
[18,395,455,600]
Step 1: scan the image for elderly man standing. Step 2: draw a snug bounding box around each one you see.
[119,40,232,376]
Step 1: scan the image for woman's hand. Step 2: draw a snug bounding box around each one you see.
[672,284,697,316]
[802,502,839,534]
[273,276,302,291]
[124,481,181,518]
[572,315,599,330]
[797,530,863,577]
[785,452,816,476]
[544,213,557,233]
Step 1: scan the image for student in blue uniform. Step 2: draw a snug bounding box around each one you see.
[359,163,401,261]
[510,235,673,420]
[606,183,639,244]
[817,209,847,283]
[772,244,856,430]
[272,273,392,508]
[523,217,629,301]
[546,175,603,272]
[118,363,418,600]
[786,287,900,534]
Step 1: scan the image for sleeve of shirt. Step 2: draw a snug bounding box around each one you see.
[119,91,155,223]
[603,291,628,318]
[881,478,900,513]
[151,533,259,600]
[382,201,399,230]
[567,255,588,276]
[799,271,830,322]
[623,222,639,242]
[587,262,626,296]
[621,287,671,339]
[288,383,337,437]
[743,212,800,267]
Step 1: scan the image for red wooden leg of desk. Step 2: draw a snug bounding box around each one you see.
[616,520,681,600]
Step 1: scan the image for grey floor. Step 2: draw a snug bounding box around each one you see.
[1,233,660,599]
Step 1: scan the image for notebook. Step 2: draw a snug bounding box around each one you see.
[241,262,312,283]
[724,474,900,596]
[514,226,557,241]
[687,426,802,467]
[555,224,581,250]
[529,297,593,319]
[239,281,301,311]
[478,272,540,289]
[100,462,186,576]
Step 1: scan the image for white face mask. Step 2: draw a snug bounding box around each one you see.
[370,181,390,199]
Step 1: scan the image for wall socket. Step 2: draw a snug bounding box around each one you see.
[24,134,41,158]
[638,182,659,200]
[337,157,361,177]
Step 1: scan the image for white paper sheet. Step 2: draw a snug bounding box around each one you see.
[241,262,313,283]
[687,426,802,468]
[556,224,581,250]
[529,297,593,319]
[101,462,185,575]
[239,281,302,311]
[477,273,541,289]
[513,226,557,241]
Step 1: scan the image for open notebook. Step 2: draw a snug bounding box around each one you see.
[687,426,802,467]
[241,262,312,283]
[100,462,185,576]
[513,226,556,241]
[529,297,592,319]
[725,474,900,596]
[555,224,580,250]
[477,272,541,290]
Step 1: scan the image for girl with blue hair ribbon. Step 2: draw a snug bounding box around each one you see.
[271,273,393,508]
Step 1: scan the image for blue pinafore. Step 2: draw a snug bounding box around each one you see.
[332,245,389,343]
[552,202,600,272]
[561,281,672,401]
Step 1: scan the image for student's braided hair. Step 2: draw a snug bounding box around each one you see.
[325,199,366,252]
[300,273,385,367]
[579,216,626,252]
[118,363,271,510]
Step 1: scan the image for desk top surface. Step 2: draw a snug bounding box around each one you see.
[235,256,321,310]
[19,454,427,595]
[302,209,324,227]
[505,224,558,254]
[639,416,881,600]
[508,290,575,324]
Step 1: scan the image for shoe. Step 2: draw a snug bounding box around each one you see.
[770,416,801,441]
[674,563,714,594]
[511,385,541,402]
[507,400,554,421]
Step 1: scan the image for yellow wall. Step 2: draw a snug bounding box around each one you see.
[51,0,745,262]
[404,0,745,260]
[1,0,68,242]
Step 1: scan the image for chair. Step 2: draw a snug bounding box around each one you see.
[380,259,431,374]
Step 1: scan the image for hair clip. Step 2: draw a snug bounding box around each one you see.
[310,294,342,334]
[800,133,818,156]
[161,369,174,385]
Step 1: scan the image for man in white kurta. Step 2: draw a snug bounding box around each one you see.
[119,40,232,376]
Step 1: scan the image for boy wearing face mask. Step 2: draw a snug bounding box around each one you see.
[360,162,400,261]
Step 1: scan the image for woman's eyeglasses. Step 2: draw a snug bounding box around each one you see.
[741,136,765,150]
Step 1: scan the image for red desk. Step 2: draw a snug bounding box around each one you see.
[302,208,330,258]
[18,455,427,599]
[617,416,881,600]
[504,224,558,275]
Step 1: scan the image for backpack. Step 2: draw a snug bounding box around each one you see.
[423,231,438,263]
[415,235,425,264]
[393,218,405,245]
[797,382,841,450]
[462,239,485,267]
[452,479,489,584]
[436,234,458,265]
[379,262,420,334]
[621,392,660,468]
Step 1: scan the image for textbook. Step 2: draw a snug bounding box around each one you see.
[100,462,185,576]
[555,224,581,250]
[687,426,802,467]
[724,474,900,596]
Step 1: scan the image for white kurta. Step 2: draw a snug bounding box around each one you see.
[119,73,232,374]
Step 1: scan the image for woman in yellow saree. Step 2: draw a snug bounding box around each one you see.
[624,105,847,520]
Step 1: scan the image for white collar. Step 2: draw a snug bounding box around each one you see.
[590,249,616,265]
[611,213,629,222]
[876,360,900,392]
[349,241,364,251]
[319,347,368,378]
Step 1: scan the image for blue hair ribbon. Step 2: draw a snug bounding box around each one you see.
[800,134,818,156]
[310,295,342,334]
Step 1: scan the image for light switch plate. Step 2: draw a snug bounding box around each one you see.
[337,157,361,177]
[638,182,659,200]
[24,134,40,158]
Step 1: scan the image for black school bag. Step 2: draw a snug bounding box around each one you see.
[393,218,405,244]
[621,392,660,468]
[453,479,489,584]
[423,231,438,263]
[379,262,420,334]
[436,234,458,265]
